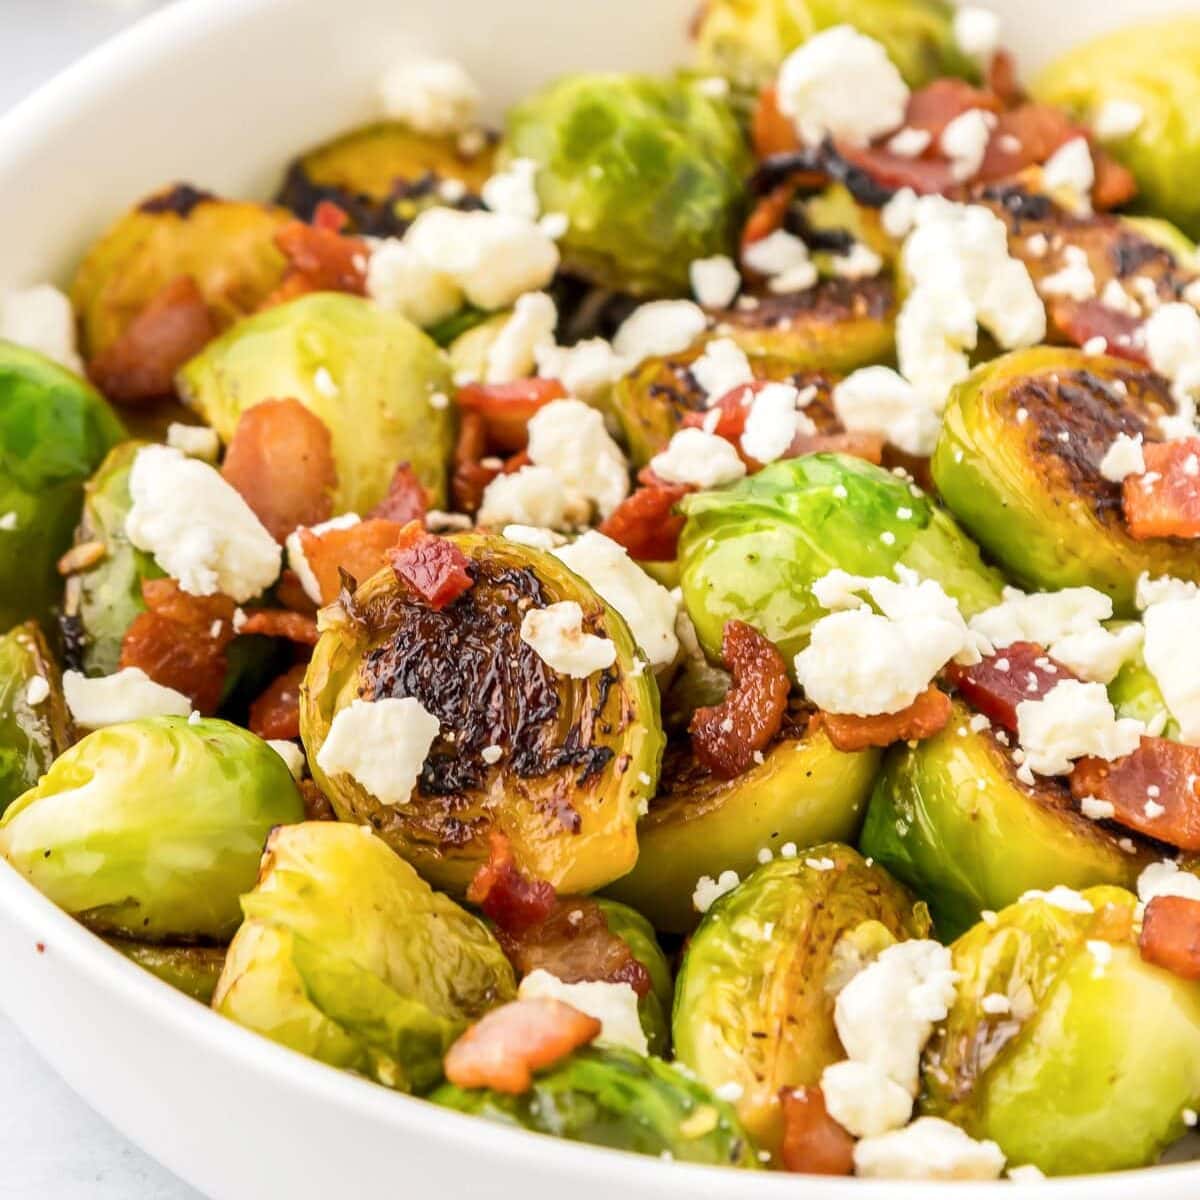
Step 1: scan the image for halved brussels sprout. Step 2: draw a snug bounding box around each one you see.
[70,186,290,359]
[678,453,1003,665]
[0,717,304,940]
[1109,642,1180,741]
[300,534,664,896]
[214,821,515,1092]
[0,341,125,630]
[109,939,226,1004]
[0,622,71,815]
[605,711,878,932]
[501,74,750,296]
[860,702,1152,941]
[922,886,1200,1175]
[432,1045,760,1167]
[177,293,454,512]
[673,844,928,1154]
[593,899,673,1055]
[932,348,1200,616]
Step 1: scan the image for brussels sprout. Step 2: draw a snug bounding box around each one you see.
[109,938,226,1004]
[501,74,750,297]
[300,534,664,896]
[177,293,454,512]
[1109,643,1180,741]
[214,821,515,1092]
[605,713,878,932]
[860,703,1152,941]
[932,348,1200,616]
[0,622,72,815]
[673,845,928,1154]
[0,717,304,940]
[593,899,673,1054]
[1035,18,1200,239]
[432,1046,760,1166]
[70,186,290,359]
[678,453,1003,665]
[0,341,126,630]
[922,886,1200,1174]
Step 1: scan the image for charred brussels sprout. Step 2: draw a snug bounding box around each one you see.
[0,622,71,815]
[432,1046,760,1167]
[922,886,1200,1175]
[593,899,673,1055]
[860,703,1151,941]
[214,821,515,1092]
[678,454,1003,665]
[605,712,877,932]
[932,349,1200,616]
[0,341,125,630]
[177,293,454,512]
[300,534,664,896]
[109,939,226,1004]
[502,74,750,296]
[70,186,290,359]
[673,845,928,1154]
[0,717,304,940]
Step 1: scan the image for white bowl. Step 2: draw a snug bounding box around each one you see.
[2,1,1200,1196]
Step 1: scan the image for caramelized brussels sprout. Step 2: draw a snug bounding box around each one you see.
[860,703,1151,941]
[922,886,1200,1175]
[593,899,673,1055]
[678,453,1003,665]
[673,845,929,1154]
[0,341,125,630]
[109,939,226,1004]
[177,293,454,512]
[433,1046,760,1166]
[0,717,304,940]
[932,349,1200,616]
[300,534,664,896]
[214,821,515,1092]
[70,186,290,359]
[0,622,71,815]
[501,74,750,296]
[605,712,878,932]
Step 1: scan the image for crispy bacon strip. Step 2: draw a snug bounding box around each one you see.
[1140,895,1200,981]
[88,275,217,405]
[820,685,952,752]
[388,523,473,610]
[297,517,408,606]
[452,411,501,514]
[779,1087,855,1176]
[690,621,790,779]
[742,183,799,250]
[443,998,601,1095]
[836,141,956,197]
[237,609,320,646]
[467,832,557,934]
[457,379,567,454]
[262,216,368,307]
[368,462,429,525]
[248,662,308,741]
[947,641,1076,733]
[597,481,692,562]
[1123,439,1200,540]
[788,431,885,465]
[1049,299,1146,365]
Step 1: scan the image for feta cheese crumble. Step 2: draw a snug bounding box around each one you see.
[833,366,942,457]
[650,428,747,489]
[484,291,557,383]
[1015,680,1144,776]
[612,301,707,366]
[481,157,541,222]
[1138,859,1200,905]
[25,676,50,707]
[741,230,818,294]
[378,56,480,136]
[854,1117,1005,1181]
[1042,137,1095,213]
[689,255,741,309]
[820,1060,913,1138]
[1099,433,1145,483]
[940,108,995,183]
[953,7,1001,62]
[285,513,361,605]
[519,600,616,678]
[741,383,813,463]
[63,668,191,729]
[518,970,647,1055]
[0,284,84,374]
[165,422,221,462]
[693,869,740,913]
[1093,98,1145,141]
[525,398,629,519]
[1142,593,1200,744]
[365,237,463,327]
[267,739,306,780]
[691,338,754,402]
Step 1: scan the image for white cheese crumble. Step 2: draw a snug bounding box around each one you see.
[689,255,741,309]
[501,524,565,550]
[1143,304,1200,437]
[1093,98,1145,141]
[519,600,616,678]
[377,56,480,136]
[315,696,440,806]
[1039,245,1096,301]
[649,428,747,489]
[888,127,932,158]
[25,676,50,707]
[480,744,503,765]
[1016,680,1143,776]
[940,108,995,183]
[854,1117,1005,1181]
[1137,573,1200,610]
[612,301,707,366]
[534,337,627,401]
[1042,137,1095,213]
[481,157,541,222]
[693,869,740,913]
[267,739,305,780]
[1138,860,1200,905]
[1099,433,1145,483]
[285,513,361,605]
[0,284,84,374]
[165,422,221,462]
[63,668,191,729]
[741,229,818,294]
[820,1060,913,1138]
[1080,795,1116,821]
[833,366,942,457]
[1020,885,1094,914]
[1142,594,1200,744]
[953,7,1001,62]
[484,291,558,383]
[691,338,754,402]
[980,992,1011,1015]
[125,446,281,603]
[526,398,629,520]
[476,466,579,532]
[365,237,464,328]
[832,241,884,280]
[518,970,647,1055]
[742,383,813,463]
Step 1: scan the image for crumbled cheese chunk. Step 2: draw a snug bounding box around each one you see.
[691,338,754,402]
[1137,573,1200,610]
[1020,885,1094,913]
[953,7,1001,61]
[1142,595,1200,744]
[742,383,813,463]
[481,157,541,222]
[940,108,994,182]
[1101,278,1142,319]
[980,992,1011,1015]
[519,600,616,678]
[1039,245,1096,301]
[526,399,629,519]
[267,739,305,780]
[1080,795,1116,821]
[882,187,919,239]
[315,697,440,807]
[887,127,932,158]
[693,869,740,913]
[650,428,746,489]
[484,291,557,383]
[165,422,221,462]
[285,513,361,604]
[518,970,646,1054]
[1050,622,1143,686]
[832,241,884,280]
[501,524,565,550]
[378,56,480,136]
[25,676,50,707]
[480,744,503,765]
[854,1117,1005,1180]
[477,466,577,531]
[1016,680,1144,776]
[63,668,191,729]
[534,337,626,401]
[741,229,818,294]
[366,238,463,327]
[125,446,280,603]
[0,284,83,374]
[1093,98,1145,141]
[1144,303,1200,381]
[834,366,942,457]
[1138,860,1200,905]
[1099,433,1145,483]
[690,255,741,309]
[820,1060,913,1138]
[1042,137,1094,212]
[612,301,707,366]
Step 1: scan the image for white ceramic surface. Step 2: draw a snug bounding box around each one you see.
[3,1,1200,1196]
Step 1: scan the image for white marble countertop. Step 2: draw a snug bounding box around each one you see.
[2,4,200,1196]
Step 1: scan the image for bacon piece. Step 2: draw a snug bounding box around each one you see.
[1092,153,1139,212]
[263,217,368,307]
[690,620,790,779]
[88,275,218,405]
[248,662,307,740]
[388,523,473,609]
[296,518,408,605]
[299,778,336,821]
[444,998,601,1095]
[221,398,336,543]
[904,79,1002,143]
[787,431,885,465]
[1070,738,1200,850]
[987,50,1022,107]
[237,609,320,646]
[1140,895,1200,981]
[311,200,350,232]
[452,411,501,514]
[947,641,1077,733]
[457,379,567,454]
[275,568,319,615]
[1048,299,1147,364]
[836,141,957,196]
[742,183,798,250]
[1123,439,1200,540]
[752,85,802,159]
[467,832,557,934]
[820,685,952,752]
[681,382,758,443]
[367,462,429,525]
[779,1087,855,1176]
[597,482,692,562]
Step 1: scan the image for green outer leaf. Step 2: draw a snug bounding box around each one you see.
[593,899,673,1055]
[108,939,227,1004]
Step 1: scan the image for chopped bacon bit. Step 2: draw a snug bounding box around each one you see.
[452,411,501,514]
[457,379,567,453]
[299,778,336,821]
[820,685,952,752]
[787,431,885,465]
[1092,153,1139,213]
[467,832,557,934]
[690,620,790,779]
[263,218,368,307]
[368,462,429,525]
[1140,895,1200,981]
[752,85,802,159]
[297,517,407,605]
[237,609,320,646]
[742,183,798,251]
[388,522,473,609]
[904,79,1002,144]
[311,200,350,232]
[275,568,319,615]
[681,382,759,444]
[987,50,1022,108]
[88,275,217,405]
[836,140,957,196]
[444,998,601,1095]
[221,398,336,543]
[1070,737,1200,850]
[779,1087,855,1176]
[947,641,1077,733]
[597,481,693,562]
[1123,439,1200,540]
[248,662,308,740]
[1048,299,1146,364]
